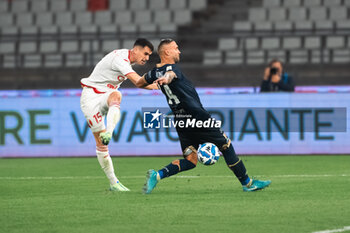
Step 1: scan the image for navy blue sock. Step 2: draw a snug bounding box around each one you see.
[221,144,250,185]
[158,159,196,179]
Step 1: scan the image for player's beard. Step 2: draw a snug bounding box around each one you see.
[174,55,180,63]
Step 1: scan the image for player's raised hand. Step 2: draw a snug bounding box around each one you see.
[154,76,170,86]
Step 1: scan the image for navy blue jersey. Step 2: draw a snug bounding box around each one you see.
[145,64,210,120]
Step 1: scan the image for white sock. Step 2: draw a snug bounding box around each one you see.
[106,102,121,135]
[96,148,119,186]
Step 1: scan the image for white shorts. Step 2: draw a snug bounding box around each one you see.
[80,87,112,133]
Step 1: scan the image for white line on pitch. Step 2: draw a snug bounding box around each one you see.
[0,174,349,180]
[312,226,350,233]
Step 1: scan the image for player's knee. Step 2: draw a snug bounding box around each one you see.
[183,146,198,166]
[108,91,122,105]
[219,139,231,152]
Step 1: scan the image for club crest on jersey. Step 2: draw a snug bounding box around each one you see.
[117,76,126,82]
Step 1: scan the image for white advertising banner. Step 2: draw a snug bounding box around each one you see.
[0,89,349,157]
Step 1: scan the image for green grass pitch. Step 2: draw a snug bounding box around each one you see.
[1,155,350,233]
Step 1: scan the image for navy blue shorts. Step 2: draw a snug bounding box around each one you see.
[176,127,229,152]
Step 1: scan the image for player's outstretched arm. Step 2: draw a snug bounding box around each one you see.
[127,73,158,90]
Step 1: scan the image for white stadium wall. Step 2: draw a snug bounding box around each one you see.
[0,89,349,157]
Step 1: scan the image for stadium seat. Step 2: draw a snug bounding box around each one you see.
[203,51,222,65]
[102,40,121,53]
[169,0,187,9]
[40,41,58,53]
[149,0,166,10]
[80,25,98,34]
[246,50,265,64]
[233,21,252,32]
[16,13,34,27]
[303,0,321,6]
[304,36,321,49]
[283,0,301,7]
[254,22,273,31]
[0,13,14,27]
[65,53,84,67]
[75,12,93,26]
[336,20,350,30]
[261,37,280,49]
[40,25,59,35]
[323,0,341,6]
[60,41,79,53]
[294,21,313,30]
[49,0,67,12]
[23,54,41,68]
[2,55,16,68]
[289,50,308,64]
[44,54,62,67]
[122,39,135,49]
[282,37,302,49]
[119,24,137,33]
[134,11,152,24]
[225,51,243,65]
[0,0,8,12]
[94,11,113,25]
[173,10,192,25]
[81,40,100,52]
[188,0,207,10]
[31,0,48,13]
[218,38,238,50]
[149,39,160,51]
[129,0,147,10]
[20,26,39,35]
[36,12,54,27]
[1,27,19,36]
[70,0,87,12]
[267,50,285,62]
[11,0,28,13]
[60,25,78,34]
[310,50,321,63]
[158,23,177,32]
[249,8,267,21]
[326,36,345,48]
[274,21,293,31]
[0,42,16,54]
[19,42,37,54]
[115,12,132,24]
[244,38,259,50]
[154,11,172,24]
[99,25,119,34]
[268,8,286,21]
[332,49,350,63]
[289,7,307,21]
[55,12,73,26]
[263,0,281,7]
[314,21,333,30]
[329,7,347,20]
[139,24,157,33]
[309,7,327,21]
[109,0,127,11]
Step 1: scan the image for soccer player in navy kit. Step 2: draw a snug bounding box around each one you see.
[137,39,271,194]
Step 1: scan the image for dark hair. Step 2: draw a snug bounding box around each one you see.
[157,38,174,53]
[134,38,154,51]
[268,58,283,68]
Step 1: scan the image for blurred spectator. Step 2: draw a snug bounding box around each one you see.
[260,59,295,92]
